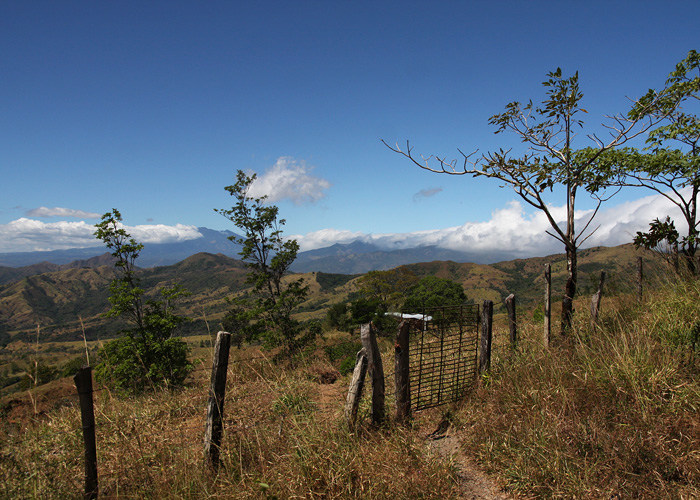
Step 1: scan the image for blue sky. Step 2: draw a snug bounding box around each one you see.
[1,1,699,257]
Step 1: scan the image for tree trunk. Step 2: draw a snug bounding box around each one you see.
[561,245,577,335]
[544,263,551,348]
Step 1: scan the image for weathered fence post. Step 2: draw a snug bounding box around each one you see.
[204,331,232,470]
[505,293,517,350]
[544,263,551,348]
[74,366,98,500]
[590,271,606,328]
[637,256,643,302]
[344,348,368,429]
[360,323,385,425]
[479,300,493,375]
[394,320,411,423]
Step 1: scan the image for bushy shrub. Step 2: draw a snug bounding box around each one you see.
[95,334,191,393]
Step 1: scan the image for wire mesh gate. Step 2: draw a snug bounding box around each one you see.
[407,304,480,411]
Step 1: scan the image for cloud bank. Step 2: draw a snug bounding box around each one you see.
[292,191,686,258]
[0,192,686,259]
[26,206,102,219]
[247,157,331,205]
[0,218,202,253]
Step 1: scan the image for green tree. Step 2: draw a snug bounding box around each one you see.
[93,209,191,393]
[356,268,418,311]
[402,276,467,312]
[350,296,387,324]
[325,302,350,331]
[386,68,669,334]
[620,50,700,275]
[216,170,315,355]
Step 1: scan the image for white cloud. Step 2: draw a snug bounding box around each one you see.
[0,218,202,253]
[247,157,331,205]
[293,192,685,259]
[129,224,202,244]
[26,206,102,219]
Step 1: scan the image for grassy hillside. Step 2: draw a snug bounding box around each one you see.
[0,244,667,346]
[1,275,699,499]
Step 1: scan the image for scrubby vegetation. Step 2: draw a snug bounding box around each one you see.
[457,276,700,499]
[2,271,699,499]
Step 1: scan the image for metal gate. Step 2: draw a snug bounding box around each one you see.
[407,304,480,411]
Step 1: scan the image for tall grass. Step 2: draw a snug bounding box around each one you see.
[458,279,700,499]
[4,279,700,499]
[0,346,459,499]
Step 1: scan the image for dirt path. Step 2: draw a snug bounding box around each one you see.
[315,380,513,499]
[426,427,514,500]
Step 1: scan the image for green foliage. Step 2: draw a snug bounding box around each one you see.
[402,276,466,312]
[325,302,350,331]
[19,362,58,390]
[94,334,191,393]
[531,303,545,324]
[349,296,386,325]
[324,341,362,363]
[622,50,700,276]
[338,356,357,376]
[356,268,418,311]
[60,356,87,378]
[216,171,316,356]
[93,209,192,393]
[315,272,357,291]
[324,340,363,375]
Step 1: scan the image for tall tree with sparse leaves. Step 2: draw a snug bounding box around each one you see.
[216,170,316,355]
[386,68,670,334]
[617,50,700,276]
[94,209,191,393]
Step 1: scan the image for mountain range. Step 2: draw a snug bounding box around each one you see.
[0,241,665,346]
[0,226,522,274]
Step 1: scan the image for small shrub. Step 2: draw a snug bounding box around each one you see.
[338,356,356,375]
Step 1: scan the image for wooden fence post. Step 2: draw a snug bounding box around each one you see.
[344,348,368,429]
[544,263,551,348]
[637,256,643,302]
[74,366,98,500]
[360,323,385,425]
[590,271,606,328]
[204,331,232,470]
[394,320,411,423]
[505,294,517,350]
[479,300,493,375]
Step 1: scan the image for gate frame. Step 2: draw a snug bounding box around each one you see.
[403,303,480,412]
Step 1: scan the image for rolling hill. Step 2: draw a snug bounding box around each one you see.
[0,243,667,347]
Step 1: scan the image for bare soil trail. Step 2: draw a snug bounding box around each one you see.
[315,378,515,500]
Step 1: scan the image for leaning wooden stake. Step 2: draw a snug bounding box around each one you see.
[394,320,411,423]
[344,348,368,429]
[479,300,493,375]
[361,323,385,425]
[74,366,98,500]
[505,293,517,350]
[544,263,552,348]
[204,331,232,470]
[590,271,606,328]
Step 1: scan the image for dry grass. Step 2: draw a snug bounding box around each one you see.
[457,280,700,499]
[0,344,460,499]
[4,278,700,499]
